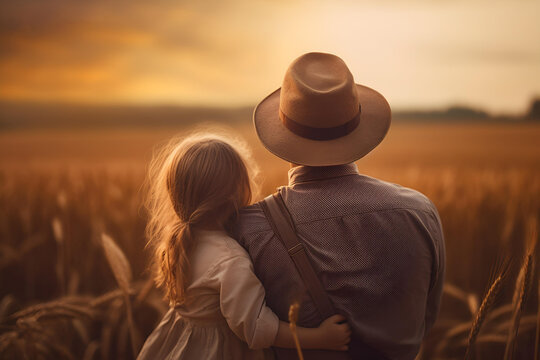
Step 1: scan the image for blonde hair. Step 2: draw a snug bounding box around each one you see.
[145,131,259,305]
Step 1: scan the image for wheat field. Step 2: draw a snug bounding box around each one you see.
[0,121,539,359]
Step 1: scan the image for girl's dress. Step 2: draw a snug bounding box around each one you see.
[137,229,279,360]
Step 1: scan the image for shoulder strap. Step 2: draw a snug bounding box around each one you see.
[261,192,335,319]
[262,192,390,360]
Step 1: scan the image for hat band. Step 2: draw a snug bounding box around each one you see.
[279,105,361,141]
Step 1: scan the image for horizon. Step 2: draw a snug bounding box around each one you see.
[0,97,537,116]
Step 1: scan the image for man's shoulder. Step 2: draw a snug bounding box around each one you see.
[232,201,272,241]
[356,174,438,215]
[232,175,441,240]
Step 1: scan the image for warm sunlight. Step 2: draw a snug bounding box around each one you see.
[1,0,539,112]
[1,2,539,360]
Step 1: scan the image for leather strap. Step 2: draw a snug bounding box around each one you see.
[262,191,390,360]
[261,192,335,318]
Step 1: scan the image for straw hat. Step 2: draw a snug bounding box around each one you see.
[254,52,391,166]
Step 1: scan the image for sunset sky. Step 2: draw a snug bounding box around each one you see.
[0,0,539,113]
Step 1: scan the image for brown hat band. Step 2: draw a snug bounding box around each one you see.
[279,105,361,141]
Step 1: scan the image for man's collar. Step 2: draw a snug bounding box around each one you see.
[287,163,359,186]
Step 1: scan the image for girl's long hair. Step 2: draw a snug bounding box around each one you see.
[145,130,259,305]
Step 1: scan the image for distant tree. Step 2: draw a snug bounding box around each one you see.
[527,98,540,120]
[445,106,489,119]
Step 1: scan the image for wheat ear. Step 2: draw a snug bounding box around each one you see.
[464,273,504,360]
[288,302,304,360]
[504,217,537,360]
[534,277,540,360]
[101,233,140,357]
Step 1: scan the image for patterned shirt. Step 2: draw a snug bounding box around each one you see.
[233,163,445,360]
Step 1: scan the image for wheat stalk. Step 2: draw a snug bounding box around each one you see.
[464,273,505,360]
[9,296,94,320]
[134,277,155,307]
[82,341,99,360]
[467,294,479,318]
[535,276,540,360]
[100,233,140,357]
[101,233,132,294]
[444,283,478,317]
[533,220,540,360]
[52,217,66,295]
[504,217,537,360]
[288,302,304,360]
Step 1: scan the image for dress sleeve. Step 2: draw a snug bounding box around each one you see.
[214,253,280,349]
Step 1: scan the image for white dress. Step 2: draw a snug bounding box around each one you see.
[137,229,279,360]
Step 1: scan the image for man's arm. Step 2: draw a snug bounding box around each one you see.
[424,206,446,333]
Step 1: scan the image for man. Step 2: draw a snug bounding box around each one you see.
[234,52,445,360]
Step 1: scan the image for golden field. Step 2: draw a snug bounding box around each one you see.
[1,120,540,359]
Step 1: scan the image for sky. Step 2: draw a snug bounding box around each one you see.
[0,0,539,113]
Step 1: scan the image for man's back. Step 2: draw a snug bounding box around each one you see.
[234,164,445,360]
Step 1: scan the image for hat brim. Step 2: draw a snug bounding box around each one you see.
[253,84,391,166]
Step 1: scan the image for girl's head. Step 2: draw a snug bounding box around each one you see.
[146,131,258,304]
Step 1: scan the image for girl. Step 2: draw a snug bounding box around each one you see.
[138,132,350,359]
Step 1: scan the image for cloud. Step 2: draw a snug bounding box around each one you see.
[0,0,282,104]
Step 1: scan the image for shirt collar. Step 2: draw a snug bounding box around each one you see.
[288,163,359,186]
